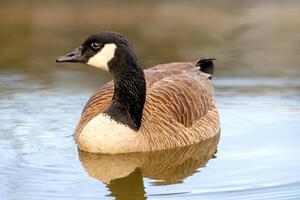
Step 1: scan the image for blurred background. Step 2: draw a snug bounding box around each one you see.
[1,0,300,77]
[1,0,300,200]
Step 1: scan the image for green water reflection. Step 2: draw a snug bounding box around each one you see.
[79,134,219,200]
[0,0,299,77]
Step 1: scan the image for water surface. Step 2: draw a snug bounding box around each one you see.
[1,0,300,199]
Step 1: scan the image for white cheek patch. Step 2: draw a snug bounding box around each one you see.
[87,43,117,70]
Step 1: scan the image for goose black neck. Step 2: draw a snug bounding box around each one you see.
[105,50,146,131]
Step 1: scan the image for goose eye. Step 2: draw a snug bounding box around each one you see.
[91,43,100,49]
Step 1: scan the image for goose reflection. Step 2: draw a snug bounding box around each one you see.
[79,133,220,200]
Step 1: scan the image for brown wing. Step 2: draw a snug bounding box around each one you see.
[144,72,214,128]
[138,69,219,151]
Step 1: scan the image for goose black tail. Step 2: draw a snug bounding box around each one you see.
[196,58,215,77]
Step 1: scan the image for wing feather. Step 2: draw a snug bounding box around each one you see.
[144,72,213,128]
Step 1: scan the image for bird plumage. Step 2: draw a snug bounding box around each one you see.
[75,60,219,153]
[56,32,220,154]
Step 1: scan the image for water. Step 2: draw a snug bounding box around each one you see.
[1,0,300,199]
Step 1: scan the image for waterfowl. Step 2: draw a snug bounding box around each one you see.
[56,32,220,154]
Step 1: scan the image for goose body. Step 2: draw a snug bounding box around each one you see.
[56,32,220,154]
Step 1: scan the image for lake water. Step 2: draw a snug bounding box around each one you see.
[1,1,300,199]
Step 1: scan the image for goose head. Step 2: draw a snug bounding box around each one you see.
[56,32,146,134]
[56,32,139,73]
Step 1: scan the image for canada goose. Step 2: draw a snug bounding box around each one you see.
[56,32,220,154]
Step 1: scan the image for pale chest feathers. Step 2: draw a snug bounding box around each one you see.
[78,114,138,154]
